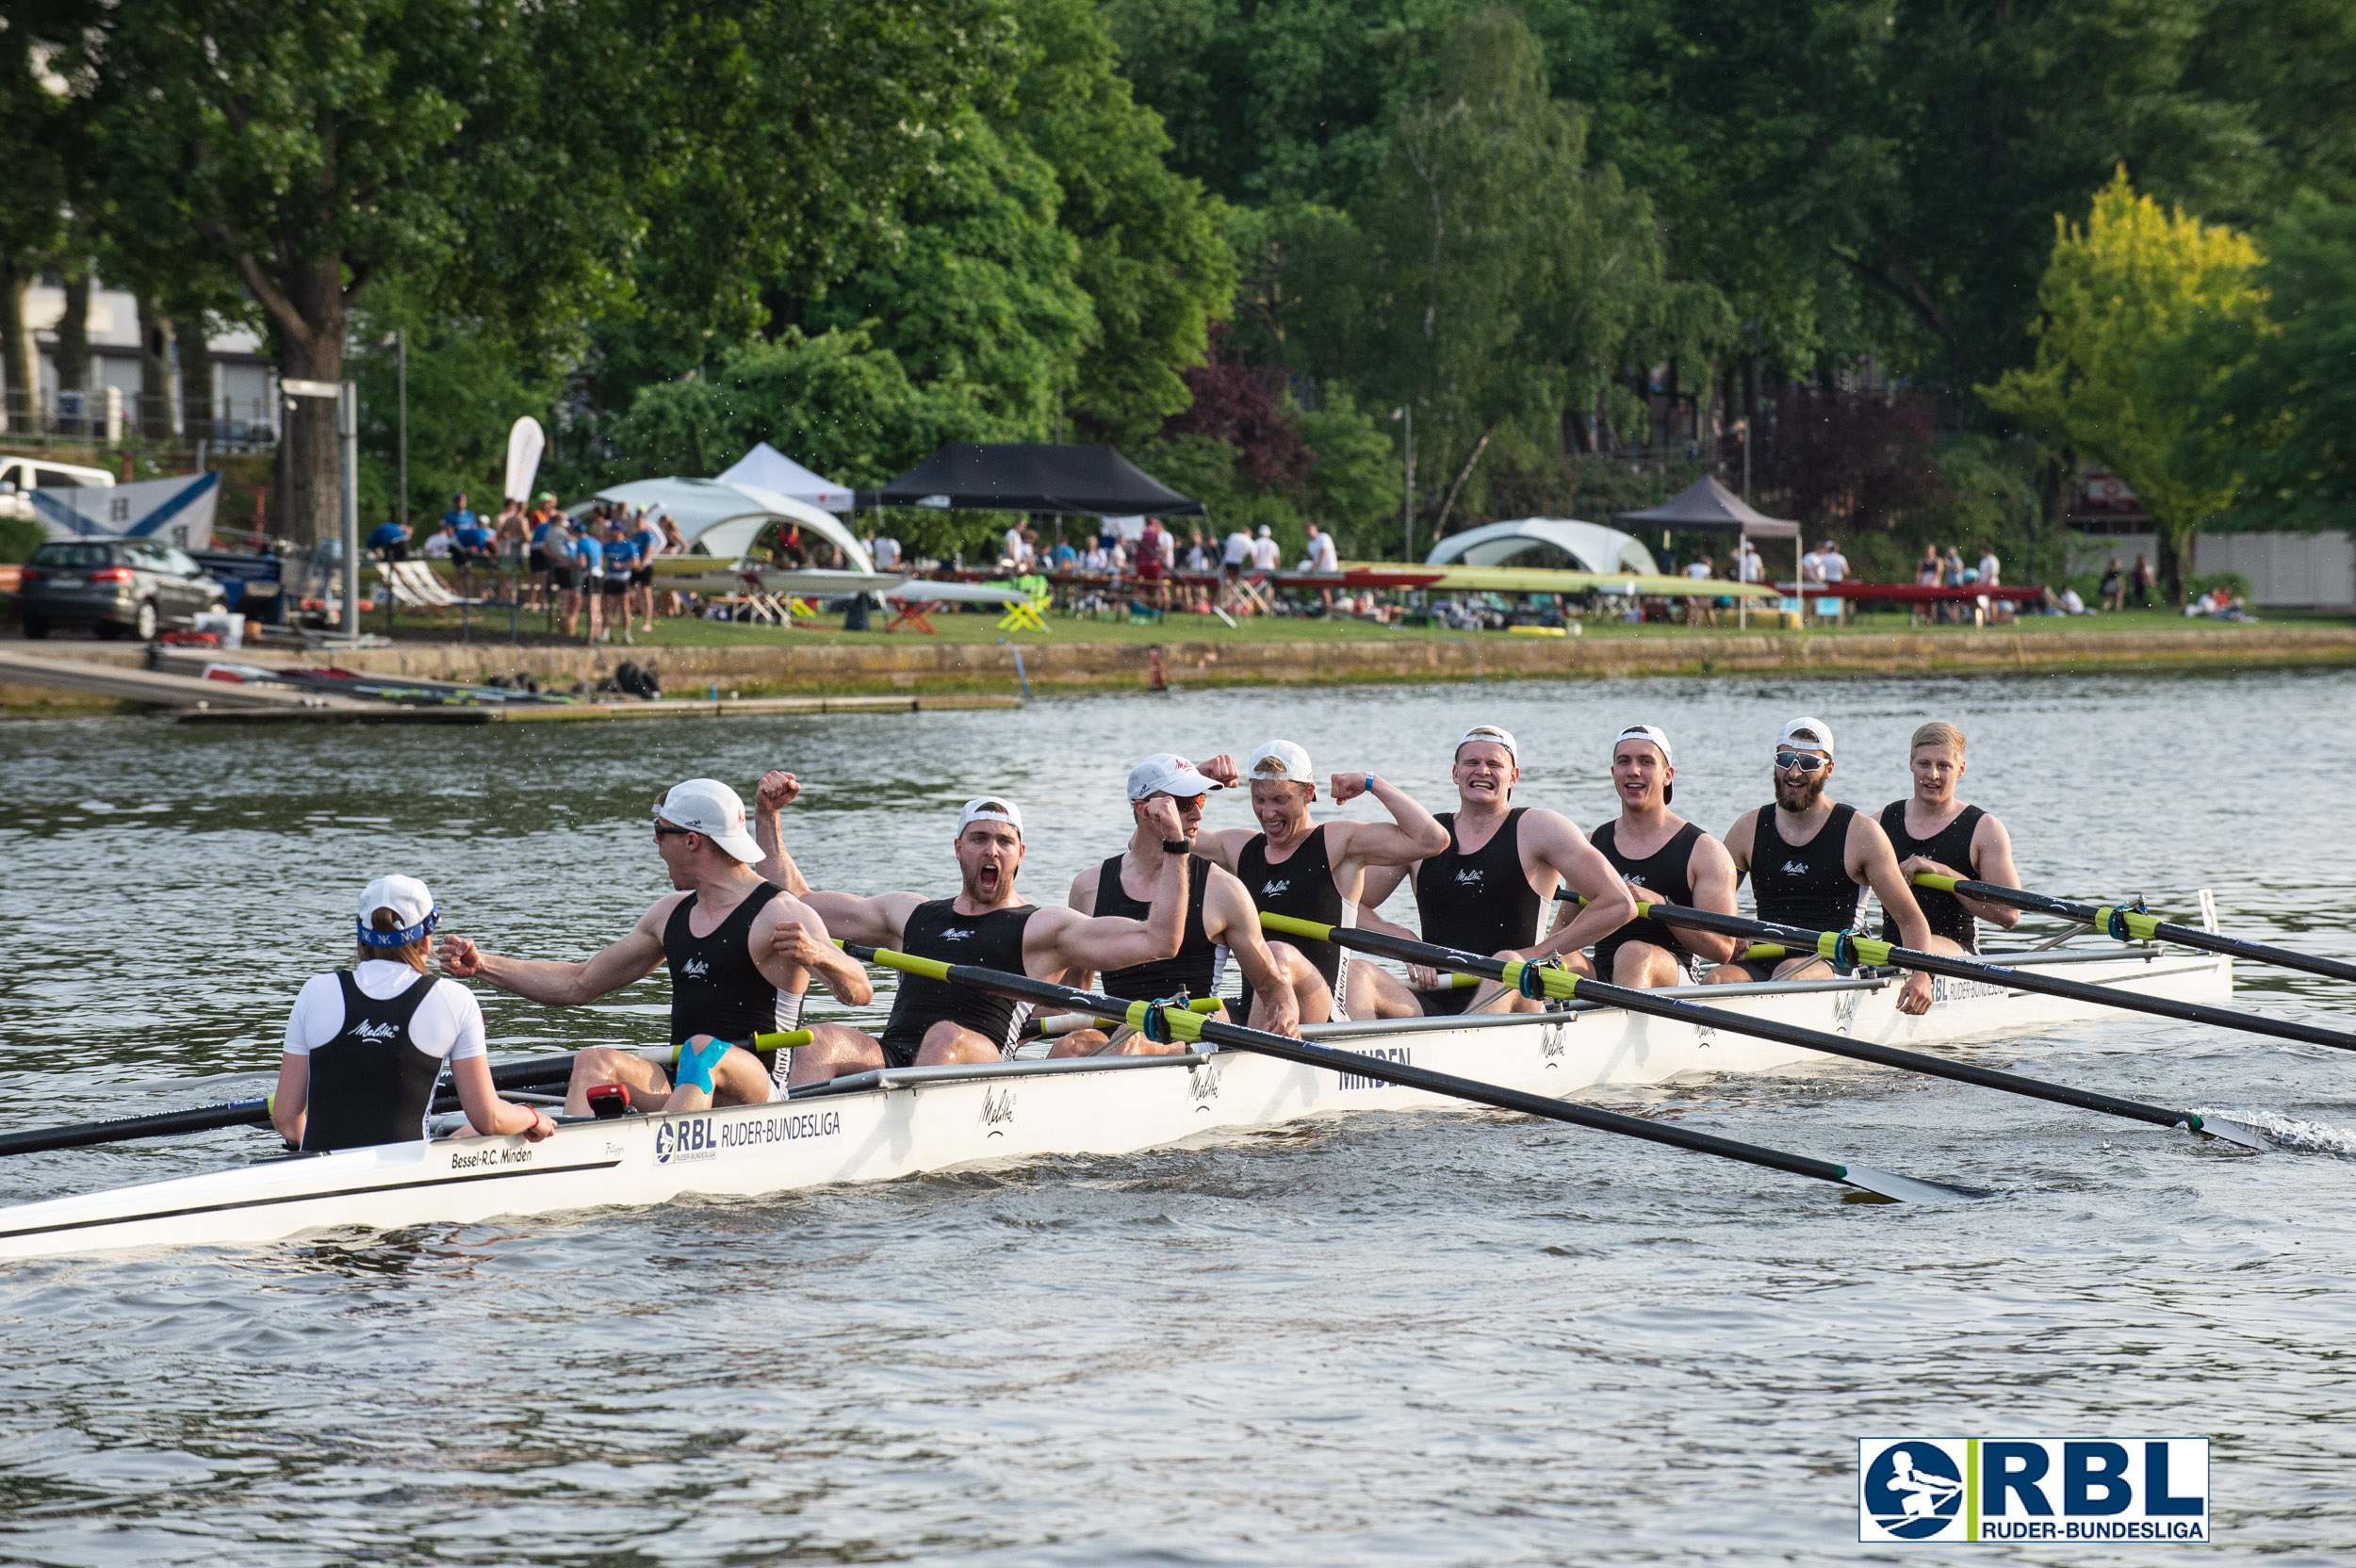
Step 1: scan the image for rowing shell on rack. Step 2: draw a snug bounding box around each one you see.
[0,931,2232,1261]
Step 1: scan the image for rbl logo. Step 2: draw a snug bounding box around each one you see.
[1857,1438,2209,1544]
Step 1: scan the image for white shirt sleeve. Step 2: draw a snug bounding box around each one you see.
[282,973,346,1056]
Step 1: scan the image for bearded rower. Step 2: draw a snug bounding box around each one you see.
[1704,716,1937,1014]
[754,791,1195,1085]
[1354,726,1637,1017]
[1188,739,1449,1022]
[1052,754,1310,1054]
[1541,725,1742,986]
[440,777,872,1114]
[1879,720,2022,954]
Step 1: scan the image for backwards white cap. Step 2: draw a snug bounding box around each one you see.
[1777,715,1836,756]
[958,796,1025,838]
[1613,725,1674,767]
[1455,725,1518,761]
[655,778,766,863]
[356,874,438,947]
[1127,754,1219,802]
[1246,739,1314,787]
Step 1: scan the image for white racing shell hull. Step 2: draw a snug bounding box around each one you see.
[0,945,2232,1260]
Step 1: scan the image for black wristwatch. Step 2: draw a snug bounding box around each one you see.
[1163,838,1193,854]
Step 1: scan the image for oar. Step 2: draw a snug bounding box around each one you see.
[1913,873,2356,986]
[1554,888,2356,1057]
[0,1033,813,1159]
[840,941,1980,1204]
[1262,914,2262,1150]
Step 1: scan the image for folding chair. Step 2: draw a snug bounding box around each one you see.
[886,598,941,634]
[996,574,1053,633]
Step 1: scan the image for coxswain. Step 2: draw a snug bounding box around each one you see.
[273,875,555,1152]
[1353,727,1637,1016]
[1052,754,1311,1054]
[439,777,871,1114]
[1190,739,1449,1021]
[752,788,1196,1086]
[1704,717,1937,1013]
[1878,720,2021,954]
[1541,725,1742,985]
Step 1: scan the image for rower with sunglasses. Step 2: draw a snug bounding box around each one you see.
[1704,717,1938,1014]
[438,776,874,1113]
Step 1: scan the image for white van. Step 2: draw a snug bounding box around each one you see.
[0,456,116,524]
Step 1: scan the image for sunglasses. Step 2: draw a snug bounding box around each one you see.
[1774,752,1829,773]
[652,821,695,837]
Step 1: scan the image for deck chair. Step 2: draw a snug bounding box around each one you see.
[378,561,485,609]
[886,596,941,634]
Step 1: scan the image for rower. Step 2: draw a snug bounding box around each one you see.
[1052,754,1312,1054]
[1879,720,2022,954]
[1191,739,1449,1021]
[1541,725,1742,986]
[753,791,1197,1086]
[273,875,555,1152]
[438,777,871,1114]
[1704,716,1937,1013]
[1353,726,1637,1017]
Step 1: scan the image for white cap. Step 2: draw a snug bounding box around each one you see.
[1126,754,1220,802]
[1777,715,1836,756]
[1612,725,1673,767]
[1455,725,1518,761]
[654,777,765,862]
[356,874,439,947]
[1245,740,1314,786]
[957,795,1025,838]
[1256,524,1272,537]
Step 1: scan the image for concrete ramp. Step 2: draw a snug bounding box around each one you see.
[0,649,368,711]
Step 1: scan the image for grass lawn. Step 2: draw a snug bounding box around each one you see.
[354,600,2350,649]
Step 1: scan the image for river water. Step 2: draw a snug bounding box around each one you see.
[0,669,2351,1564]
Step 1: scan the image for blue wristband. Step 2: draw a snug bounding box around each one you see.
[1365,775,1374,794]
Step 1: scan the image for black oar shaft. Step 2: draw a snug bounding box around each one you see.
[1274,919,2212,1135]
[0,1100,272,1157]
[1573,892,2356,1055]
[845,943,1912,1195]
[1922,874,2356,987]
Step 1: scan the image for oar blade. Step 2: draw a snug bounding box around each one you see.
[2193,1115,2268,1151]
[1837,1164,1992,1203]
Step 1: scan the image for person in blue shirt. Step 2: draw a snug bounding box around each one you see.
[599,517,635,640]
[451,513,494,597]
[630,510,664,631]
[367,520,411,563]
[566,517,601,639]
[442,492,476,533]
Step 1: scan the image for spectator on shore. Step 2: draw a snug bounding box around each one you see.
[2130,554,2154,608]
[1683,555,1717,627]
[422,519,457,561]
[2059,585,2087,613]
[367,518,411,564]
[2100,558,2124,612]
[870,531,902,572]
[1138,517,1170,610]
[442,492,475,537]
[560,516,594,638]
[1303,522,1339,609]
[630,508,663,631]
[452,507,494,598]
[1252,525,1282,575]
[1221,524,1252,580]
[1186,529,1211,574]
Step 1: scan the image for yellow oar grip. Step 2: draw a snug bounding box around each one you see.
[1258,912,1334,941]
[1911,872,1961,892]
[1500,957,1580,1002]
[869,948,953,981]
[2094,906,2160,942]
[752,1028,815,1053]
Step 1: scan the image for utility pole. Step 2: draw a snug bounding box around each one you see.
[1393,406,1415,562]
[396,329,408,534]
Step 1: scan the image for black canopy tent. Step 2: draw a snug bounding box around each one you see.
[858,443,1204,516]
[1615,476,1803,629]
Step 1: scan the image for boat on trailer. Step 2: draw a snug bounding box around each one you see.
[0,937,2233,1261]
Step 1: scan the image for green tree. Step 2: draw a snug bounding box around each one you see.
[1002,0,1235,436]
[1983,170,2267,600]
[0,7,75,432]
[2191,193,2356,532]
[808,108,1093,440]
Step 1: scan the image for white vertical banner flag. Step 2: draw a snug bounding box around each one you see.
[504,416,547,502]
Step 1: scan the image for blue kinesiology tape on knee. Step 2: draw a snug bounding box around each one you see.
[676,1037,726,1094]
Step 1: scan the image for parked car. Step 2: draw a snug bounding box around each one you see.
[14,538,228,640]
[0,456,115,524]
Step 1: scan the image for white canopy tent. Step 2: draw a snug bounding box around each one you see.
[588,478,875,571]
[714,443,856,513]
[1425,518,1660,576]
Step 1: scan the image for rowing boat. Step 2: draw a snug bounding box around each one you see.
[0,930,2232,1261]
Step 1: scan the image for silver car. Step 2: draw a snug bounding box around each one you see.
[15,539,227,641]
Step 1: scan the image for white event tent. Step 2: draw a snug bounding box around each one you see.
[714,443,856,513]
[1424,517,1660,576]
[588,478,875,570]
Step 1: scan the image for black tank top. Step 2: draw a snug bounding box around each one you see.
[1091,854,1225,1002]
[663,882,791,1045]
[1879,801,1987,951]
[1415,808,1542,956]
[1590,820,1704,977]
[1236,825,1346,1008]
[1747,801,1862,934]
[302,971,448,1152]
[880,901,1038,1064]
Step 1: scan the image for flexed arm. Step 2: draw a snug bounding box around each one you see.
[1326,773,1450,868]
[761,893,875,1006]
[1029,798,1191,976]
[750,770,811,894]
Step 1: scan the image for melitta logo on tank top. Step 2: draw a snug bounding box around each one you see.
[1780,860,1811,876]
[1259,877,1291,897]
[679,957,710,979]
[939,926,975,941]
[1454,868,1483,885]
[348,1020,401,1042]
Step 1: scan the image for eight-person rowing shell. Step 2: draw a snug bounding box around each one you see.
[1187,738,1450,1022]
[439,776,873,1114]
[1352,726,1638,1017]
[1703,716,1938,1013]
[754,791,1198,1085]
[1054,754,1312,1054]
[1540,725,1744,986]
